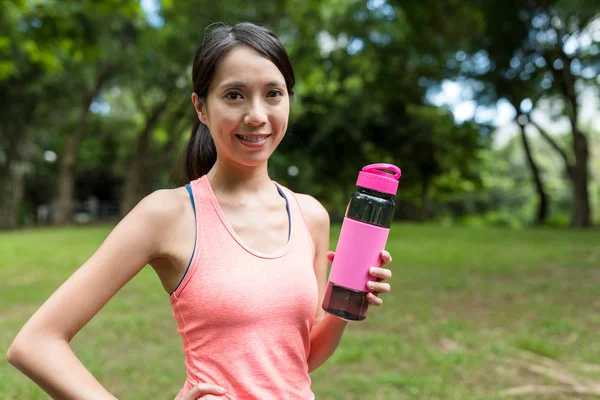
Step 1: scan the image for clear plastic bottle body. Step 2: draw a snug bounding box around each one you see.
[322,187,395,321]
[347,188,395,228]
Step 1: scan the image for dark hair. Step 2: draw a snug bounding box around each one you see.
[183,22,296,182]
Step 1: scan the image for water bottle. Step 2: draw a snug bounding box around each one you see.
[322,163,401,321]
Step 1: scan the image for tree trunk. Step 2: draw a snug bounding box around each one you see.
[6,164,27,228]
[0,137,17,229]
[549,54,593,227]
[54,67,112,225]
[568,146,591,228]
[54,134,79,225]
[517,119,548,225]
[120,100,168,216]
[563,64,592,228]
[0,134,28,229]
[0,97,37,229]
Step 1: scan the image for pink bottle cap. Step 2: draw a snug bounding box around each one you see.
[356,163,401,195]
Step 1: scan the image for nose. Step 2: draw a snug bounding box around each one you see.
[243,99,267,126]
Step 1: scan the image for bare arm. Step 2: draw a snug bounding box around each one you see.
[296,194,349,372]
[6,190,181,399]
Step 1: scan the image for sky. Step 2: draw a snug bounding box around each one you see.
[141,0,164,27]
[430,80,600,147]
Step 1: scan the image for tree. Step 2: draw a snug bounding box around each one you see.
[516,111,549,224]
[0,0,79,228]
[52,1,143,224]
[275,0,486,213]
[455,0,599,227]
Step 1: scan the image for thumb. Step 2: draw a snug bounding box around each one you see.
[181,383,227,399]
[326,251,335,263]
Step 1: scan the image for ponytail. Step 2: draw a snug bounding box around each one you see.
[183,119,217,182]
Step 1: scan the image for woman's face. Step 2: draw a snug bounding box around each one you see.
[193,45,290,169]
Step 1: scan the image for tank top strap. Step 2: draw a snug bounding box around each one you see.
[170,176,217,299]
[273,183,316,259]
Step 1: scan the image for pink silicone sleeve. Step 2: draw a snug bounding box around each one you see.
[329,218,390,292]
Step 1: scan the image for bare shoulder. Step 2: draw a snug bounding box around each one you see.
[134,187,190,222]
[130,187,190,229]
[295,193,330,232]
[126,186,193,255]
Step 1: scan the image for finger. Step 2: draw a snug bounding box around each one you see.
[326,251,335,263]
[367,281,391,293]
[182,384,227,400]
[380,250,393,265]
[370,267,392,281]
[367,292,383,306]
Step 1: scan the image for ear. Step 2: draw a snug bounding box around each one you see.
[191,93,208,125]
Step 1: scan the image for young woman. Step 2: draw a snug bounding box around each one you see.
[7,22,393,400]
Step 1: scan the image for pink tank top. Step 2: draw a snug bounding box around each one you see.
[170,176,318,399]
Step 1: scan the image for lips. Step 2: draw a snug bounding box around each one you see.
[235,134,272,148]
[236,134,270,143]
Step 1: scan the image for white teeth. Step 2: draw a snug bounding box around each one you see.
[238,135,268,142]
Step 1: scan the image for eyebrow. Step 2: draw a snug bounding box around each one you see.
[220,81,286,89]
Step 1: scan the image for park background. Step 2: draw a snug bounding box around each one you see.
[1,0,599,398]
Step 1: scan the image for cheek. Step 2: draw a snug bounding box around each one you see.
[209,105,240,133]
[274,104,290,132]
[220,115,240,132]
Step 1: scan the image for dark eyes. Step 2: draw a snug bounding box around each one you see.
[267,89,284,98]
[224,90,284,100]
[226,92,243,100]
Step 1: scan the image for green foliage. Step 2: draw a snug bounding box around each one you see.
[442,125,600,227]
[1,0,598,228]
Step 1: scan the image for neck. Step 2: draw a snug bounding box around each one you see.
[206,158,274,195]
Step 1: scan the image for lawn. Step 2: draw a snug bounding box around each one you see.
[1,224,599,399]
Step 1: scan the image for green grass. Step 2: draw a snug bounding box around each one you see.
[1,224,599,399]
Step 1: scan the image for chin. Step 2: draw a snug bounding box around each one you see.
[240,155,271,168]
[233,146,279,166]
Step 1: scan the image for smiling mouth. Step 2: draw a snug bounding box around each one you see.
[235,134,271,143]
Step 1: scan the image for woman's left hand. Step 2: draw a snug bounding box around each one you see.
[365,250,393,306]
[326,249,393,306]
